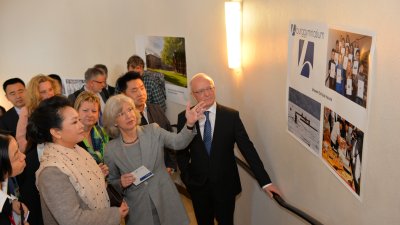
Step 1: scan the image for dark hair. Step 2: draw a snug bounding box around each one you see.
[126,55,144,70]
[27,95,72,144]
[49,74,62,87]
[84,67,105,82]
[94,64,108,75]
[0,134,12,182]
[115,71,142,94]
[3,78,25,92]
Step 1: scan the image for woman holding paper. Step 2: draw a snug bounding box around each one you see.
[0,133,29,225]
[103,94,205,225]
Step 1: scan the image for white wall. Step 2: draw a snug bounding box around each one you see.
[1,0,399,224]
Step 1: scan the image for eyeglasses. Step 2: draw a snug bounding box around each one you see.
[192,86,215,95]
[117,107,135,118]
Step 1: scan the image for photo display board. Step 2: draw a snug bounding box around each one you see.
[287,21,375,198]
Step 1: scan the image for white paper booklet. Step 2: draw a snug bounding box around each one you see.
[131,166,154,186]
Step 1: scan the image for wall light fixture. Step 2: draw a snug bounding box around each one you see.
[225,1,242,69]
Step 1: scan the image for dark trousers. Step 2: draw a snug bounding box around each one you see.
[189,183,236,225]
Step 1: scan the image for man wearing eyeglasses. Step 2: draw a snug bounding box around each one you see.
[176,73,281,225]
[68,67,109,117]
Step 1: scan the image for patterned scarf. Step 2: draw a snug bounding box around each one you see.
[36,142,109,209]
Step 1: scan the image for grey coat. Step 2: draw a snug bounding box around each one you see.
[38,167,120,225]
[105,124,195,225]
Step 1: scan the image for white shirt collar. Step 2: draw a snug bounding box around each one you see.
[206,102,217,114]
[14,107,22,115]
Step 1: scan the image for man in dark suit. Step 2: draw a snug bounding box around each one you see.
[68,68,109,125]
[0,78,26,137]
[94,64,116,96]
[116,71,177,173]
[68,67,109,105]
[177,73,280,225]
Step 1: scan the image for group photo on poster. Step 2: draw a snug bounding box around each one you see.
[287,21,375,198]
[322,106,363,195]
[325,29,372,108]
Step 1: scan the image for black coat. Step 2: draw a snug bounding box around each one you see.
[17,146,44,225]
[0,107,19,137]
[176,103,271,199]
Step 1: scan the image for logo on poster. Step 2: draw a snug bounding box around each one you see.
[290,24,324,39]
[298,39,314,78]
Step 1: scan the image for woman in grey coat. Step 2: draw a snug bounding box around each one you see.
[103,94,205,225]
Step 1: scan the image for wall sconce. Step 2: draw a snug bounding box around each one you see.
[225,1,242,69]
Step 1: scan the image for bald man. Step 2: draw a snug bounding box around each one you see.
[176,73,280,225]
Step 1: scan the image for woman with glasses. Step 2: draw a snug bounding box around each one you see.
[103,94,205,225]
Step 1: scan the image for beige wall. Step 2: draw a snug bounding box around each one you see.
[1,0,399,224]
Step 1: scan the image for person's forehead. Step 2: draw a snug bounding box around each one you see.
[39,81,52,88]
[127,79,144,88]
[93,74,106,80]
[192,77,213,86]
[62,107,78,118]
[6,82,25,92]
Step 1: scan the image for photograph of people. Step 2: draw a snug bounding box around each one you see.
[322,107,363,195]
[325,30,372,108]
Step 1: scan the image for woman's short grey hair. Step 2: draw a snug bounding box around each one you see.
[103,94,141,138]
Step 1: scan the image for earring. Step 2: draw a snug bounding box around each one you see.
[114,124,118,127]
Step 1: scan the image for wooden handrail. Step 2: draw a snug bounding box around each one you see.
[171,124,323,224]
[235,157,324,225]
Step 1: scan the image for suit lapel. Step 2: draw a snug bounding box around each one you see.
[10,107,19,125]
[209,104,223,156]
[146,106,155,124]
[137,126,157,171]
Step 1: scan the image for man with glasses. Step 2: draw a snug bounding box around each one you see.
[94,64,116,96]
[68,67,109,118]
[176,73,281,225]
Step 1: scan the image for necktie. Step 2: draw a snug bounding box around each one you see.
[203,111,212,155]
[140,112,148,125]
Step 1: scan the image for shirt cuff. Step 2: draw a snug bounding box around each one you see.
[262,183,272,189]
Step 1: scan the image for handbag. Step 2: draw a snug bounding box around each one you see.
[106,183,123,207]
